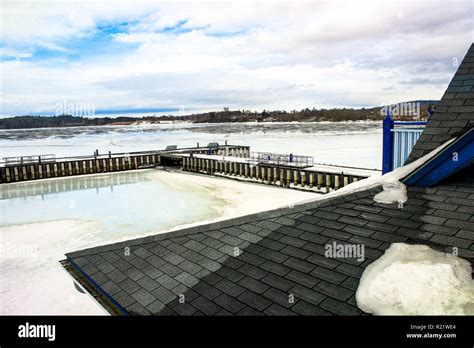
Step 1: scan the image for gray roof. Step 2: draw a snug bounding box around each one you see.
[65,171,474,315]
[407,43,474,163]
[64,44,474,316]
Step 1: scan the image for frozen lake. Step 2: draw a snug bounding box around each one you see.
[0,170,225,241]
[0,121,382,170]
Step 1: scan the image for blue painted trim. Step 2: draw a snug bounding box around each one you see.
[382,115,394,174]
[403,128,474,187]
[415,153,474,187]
[67,257,129,316]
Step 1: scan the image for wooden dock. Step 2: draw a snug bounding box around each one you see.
[181,153,379,191]
[0,144,379,191]
[0,144,250,184]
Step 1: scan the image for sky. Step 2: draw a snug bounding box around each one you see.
[0,0,473,117]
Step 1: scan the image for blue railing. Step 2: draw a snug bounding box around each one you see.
[382,115,428,174]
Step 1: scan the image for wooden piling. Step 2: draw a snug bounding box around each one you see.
[317,173,323,189]
[335,175,340,190]
[326,174,331,191]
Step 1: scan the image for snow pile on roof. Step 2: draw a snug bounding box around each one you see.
[373,178,407,205]
[356,243,474,315]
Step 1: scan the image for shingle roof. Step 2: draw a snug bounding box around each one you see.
[64,43,474,316]
[65,169,474,315]
[407,43,474,163]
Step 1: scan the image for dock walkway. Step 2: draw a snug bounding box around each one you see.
[0,144,249,184]
[0,144,379,191]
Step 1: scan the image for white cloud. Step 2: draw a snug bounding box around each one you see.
[0,0,472,116]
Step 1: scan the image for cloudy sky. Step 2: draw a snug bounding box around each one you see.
[0,0,472,117]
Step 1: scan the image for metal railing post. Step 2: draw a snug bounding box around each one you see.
[382,113,394,174]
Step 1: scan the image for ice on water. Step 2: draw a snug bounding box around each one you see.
[0,122,382,169]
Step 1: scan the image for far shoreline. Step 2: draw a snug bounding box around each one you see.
[1,100,435,130]
[0,118,384,131]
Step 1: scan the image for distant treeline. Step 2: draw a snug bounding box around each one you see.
[0,115,147,129]
[0,101,437,129]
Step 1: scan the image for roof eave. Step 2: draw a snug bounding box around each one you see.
[403,128,474,187]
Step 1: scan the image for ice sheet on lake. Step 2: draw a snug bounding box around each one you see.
[0,121,382,169]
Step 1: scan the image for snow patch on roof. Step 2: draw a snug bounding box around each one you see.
[373,178,407,205]
[356,243,474,315]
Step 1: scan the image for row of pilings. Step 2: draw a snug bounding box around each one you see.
[0,154,161,184]
[0,145,252,184]
[181,156,366,191]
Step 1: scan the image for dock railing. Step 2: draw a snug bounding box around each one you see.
[0,143,249,168]
[251,152,314,168]
[2,154,56,166]
[382,115,428,174]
